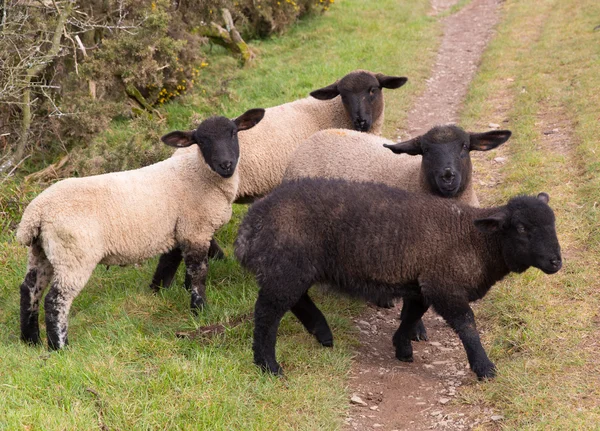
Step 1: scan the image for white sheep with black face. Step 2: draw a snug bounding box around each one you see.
[16,108,265,350]
[151,70,408,290]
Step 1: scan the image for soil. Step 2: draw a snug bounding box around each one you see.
[344,0,505,430]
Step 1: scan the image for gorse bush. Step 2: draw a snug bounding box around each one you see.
[0,0,333,175]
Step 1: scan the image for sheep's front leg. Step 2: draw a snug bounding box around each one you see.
[393,296,428,362]
[433,298,496,380]
[183,245,210,313]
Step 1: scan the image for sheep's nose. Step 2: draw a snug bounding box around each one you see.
[550,257,562,270]
[354,118,368,131]
[220,161,232,171]
[442,168,455,183]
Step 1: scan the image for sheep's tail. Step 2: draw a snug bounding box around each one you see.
[15,203,42,246]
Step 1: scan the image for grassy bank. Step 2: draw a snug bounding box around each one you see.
[0,0,444,429]
[461,0,600,428]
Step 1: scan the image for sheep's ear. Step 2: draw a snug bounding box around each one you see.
[310,82,340,100]
[234,108,265,131]
[537,192,550,204]
[474,212,507,234]
[376,74,408,89]
[383,137,421,155]
[161,130,195,148]
[470,130,511,151]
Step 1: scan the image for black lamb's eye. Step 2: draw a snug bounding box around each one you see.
[463,143,469,151]
[369,87,377,96]
[517,225,526,234]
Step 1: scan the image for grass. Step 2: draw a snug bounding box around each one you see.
[0,0,446,429]
[459,0,600,428]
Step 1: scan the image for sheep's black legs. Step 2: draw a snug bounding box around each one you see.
[393,297,429,362]
[433,301,496,380]
[253,292,289,375]
[20,269,40,344]
[20,245,53,346]
[151,239,224,292]
[290,292,334,347]
[400,299,428,341]
[150,248,183,291]
[45,283,70,350]
[183,247,210,313]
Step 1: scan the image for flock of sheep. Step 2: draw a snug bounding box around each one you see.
[16,69,562,383]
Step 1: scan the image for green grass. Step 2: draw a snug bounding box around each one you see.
[0,0,445,429]
[459,0,600,428]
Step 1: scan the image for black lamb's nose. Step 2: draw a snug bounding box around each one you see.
[220,161,232,171]
[550,258,562,270]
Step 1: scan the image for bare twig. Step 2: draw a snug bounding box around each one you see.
[0,154,30,184]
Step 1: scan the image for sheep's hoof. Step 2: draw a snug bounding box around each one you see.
[256,361,284,376]
[474,361,497,380]
[318,337,334,348]
[190,295,206,315]
[410,328,428,342]
[395,349,414,363]
[20,334,41,346]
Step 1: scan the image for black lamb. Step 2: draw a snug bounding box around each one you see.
[234,178,562,380]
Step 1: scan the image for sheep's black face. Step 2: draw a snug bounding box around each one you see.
[160,108,265,178]
[384,126,511,198]
[310,70,407,133]
[194,117,240,178]
[475,193,562,275]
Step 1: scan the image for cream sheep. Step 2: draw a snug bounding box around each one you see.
[284,125,512,206]
[151,70,408,290]
[17,108,265,350]
[283,125,511,339]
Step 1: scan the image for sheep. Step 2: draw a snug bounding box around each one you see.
[16,108,265,350]
[283,125,511,337]
[150,69,408,291]
[234,178,562,379]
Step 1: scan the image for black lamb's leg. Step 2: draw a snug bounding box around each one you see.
[183,245,210,314]
[433,298,496,380]
[291,292,334,347]
[393,296,429,362]
[400,298,428,341]
[150,248,183,291]
[253,292,288,375]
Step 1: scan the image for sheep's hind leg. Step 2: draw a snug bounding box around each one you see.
[400,298,428,341]
[183,245,210,313]
[290,292,334,347]
[20,244,53,345]
[393,297,429,362]
[208,239,225,260]
[253,290,299,375]
[45,266,94,350]
[433,298,496,380]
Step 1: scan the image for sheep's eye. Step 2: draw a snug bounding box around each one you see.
[517,225,526,234]
[369,87,377,96]
[462,143,469,151]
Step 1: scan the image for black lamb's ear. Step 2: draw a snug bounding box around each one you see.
[375,74,408,89]
[474,211,508,234]
[383,136,421,155]
[470,130,512,151]
[310,81,340,100]
[234,108,266,131]
[537,192,550,204]
[161,130,195,148]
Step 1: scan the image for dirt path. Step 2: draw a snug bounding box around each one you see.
[344,0,504,430]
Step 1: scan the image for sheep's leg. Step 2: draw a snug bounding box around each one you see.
[393,298,428,362]
[400,299,428,341]
[253,291,292,375]
[290,292,334,347]
[20,244,53,345]
[45,266,95,350]
[208,239,225,260]
[183,246,210,313]
[150,248,183,291]
[433,300,496,380]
